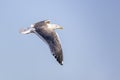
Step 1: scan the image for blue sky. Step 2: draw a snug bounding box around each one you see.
[0,0,120,80]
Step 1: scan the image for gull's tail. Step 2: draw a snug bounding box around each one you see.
[19,27,35,34]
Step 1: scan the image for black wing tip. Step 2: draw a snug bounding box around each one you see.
[60,63,63,65]
[55,56,63,65]
[57,59,63,65]
[59,61,63,65]
[52,53,63,65]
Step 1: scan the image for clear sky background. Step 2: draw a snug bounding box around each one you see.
[0,0,120,80]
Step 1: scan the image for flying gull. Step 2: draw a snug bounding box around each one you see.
[20,20,64,65]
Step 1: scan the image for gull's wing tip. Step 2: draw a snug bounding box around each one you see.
[60,61,63,65]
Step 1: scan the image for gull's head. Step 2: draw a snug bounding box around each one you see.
[47,24,63,30]
[56,25,64,30]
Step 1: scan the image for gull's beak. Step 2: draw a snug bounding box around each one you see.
[47,24,64,30]
[60,26,64,30]
[57,25,64,30]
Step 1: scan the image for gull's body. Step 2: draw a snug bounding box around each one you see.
[20,20,63,65]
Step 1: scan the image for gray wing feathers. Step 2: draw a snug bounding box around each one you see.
[48,32,63,65]
[35,27,63,65]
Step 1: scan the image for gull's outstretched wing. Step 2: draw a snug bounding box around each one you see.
[35,28,63,65]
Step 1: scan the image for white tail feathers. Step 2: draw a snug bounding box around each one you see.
[20,28,35,34]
